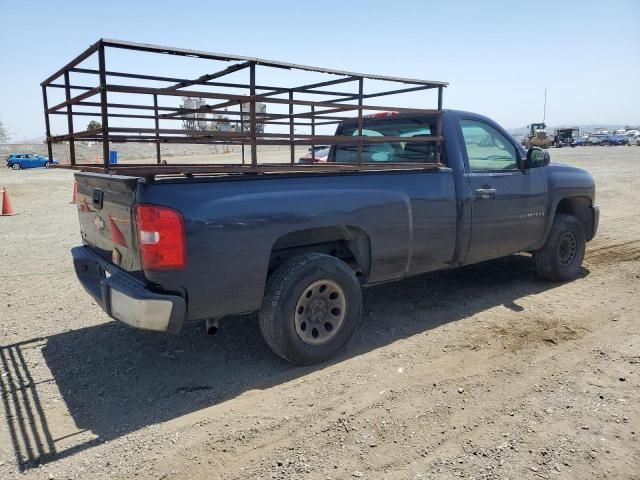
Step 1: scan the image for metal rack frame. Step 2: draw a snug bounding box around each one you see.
[41,39,448,177]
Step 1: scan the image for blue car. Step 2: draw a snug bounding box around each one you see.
[606,135,629,146]
[5,153,58,170]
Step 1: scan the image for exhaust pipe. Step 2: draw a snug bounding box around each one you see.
[205,318,220,336]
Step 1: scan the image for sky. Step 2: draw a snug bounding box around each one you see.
[1,0,639,141]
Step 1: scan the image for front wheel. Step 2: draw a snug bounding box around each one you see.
[533,214,586,281]
[259,253,362,365]
[11,163,21,170]
[44,161,52,168]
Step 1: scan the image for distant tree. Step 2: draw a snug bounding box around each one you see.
[0,117,9,142]
[87,120,102,130]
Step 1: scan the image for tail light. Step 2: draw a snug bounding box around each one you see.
[135,204,186,270]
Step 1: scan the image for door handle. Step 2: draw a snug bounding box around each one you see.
[474,187,496,199]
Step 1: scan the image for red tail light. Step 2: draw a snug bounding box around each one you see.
[135,204,186,270]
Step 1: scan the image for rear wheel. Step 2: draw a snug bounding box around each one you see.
[533,214,586,281]
[259,253,362,365]
[11,163,21,170]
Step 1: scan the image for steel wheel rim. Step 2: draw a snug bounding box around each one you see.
[557,231,578,267]
[294,279,346,346]
[12,164,20,170]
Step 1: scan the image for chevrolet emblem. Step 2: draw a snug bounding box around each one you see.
[94,215,105,231]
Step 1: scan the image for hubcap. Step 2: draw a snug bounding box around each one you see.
[294,279,346,345]
[557,231,577,267]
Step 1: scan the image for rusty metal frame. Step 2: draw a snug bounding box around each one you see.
[41,39,448,176]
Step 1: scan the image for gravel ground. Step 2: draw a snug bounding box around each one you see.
[0,146,639,480]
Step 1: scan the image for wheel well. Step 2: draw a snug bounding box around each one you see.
[555,197,592,238]
[269,226,371,283]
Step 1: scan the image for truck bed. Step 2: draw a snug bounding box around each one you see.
[75,165,458,322]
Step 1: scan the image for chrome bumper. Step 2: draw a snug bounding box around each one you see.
[71,246,186,333]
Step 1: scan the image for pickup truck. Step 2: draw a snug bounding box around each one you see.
[71,110,599,365]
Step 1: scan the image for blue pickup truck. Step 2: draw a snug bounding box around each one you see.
[71,110,598,365]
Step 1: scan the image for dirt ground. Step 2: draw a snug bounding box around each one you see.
[0,146,639,480]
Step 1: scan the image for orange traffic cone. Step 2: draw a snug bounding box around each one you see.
[1,187,16,216]
[70,179,77,204]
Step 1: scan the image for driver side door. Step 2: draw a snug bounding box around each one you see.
[461,118,547,264]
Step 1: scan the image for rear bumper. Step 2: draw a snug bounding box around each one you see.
[588,204,600,241]
[71,246,186,333]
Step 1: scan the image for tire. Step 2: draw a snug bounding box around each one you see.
[533,214,586,282]
[11,163,21,170]
[44,161,52,168]
[259,253,362,365]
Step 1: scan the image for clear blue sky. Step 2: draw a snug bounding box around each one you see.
[1,0,639,140]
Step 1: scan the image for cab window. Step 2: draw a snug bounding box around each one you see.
[334,116,439,163]
[461,119,518,172]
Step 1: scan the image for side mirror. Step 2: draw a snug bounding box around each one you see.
[525,147,550,169]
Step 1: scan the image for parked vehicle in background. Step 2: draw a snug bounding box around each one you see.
[588,135,606,146]
[624,131,640,145]
[606,134,629,146]
[523,122,552,149]
[5,153,58,170]
[574,136,589,146]
[553,128,579,147]
[298,146,330,163]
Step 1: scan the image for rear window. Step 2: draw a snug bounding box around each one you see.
[334,115,439,163]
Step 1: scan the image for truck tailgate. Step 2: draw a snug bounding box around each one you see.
[75,172,141,272]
